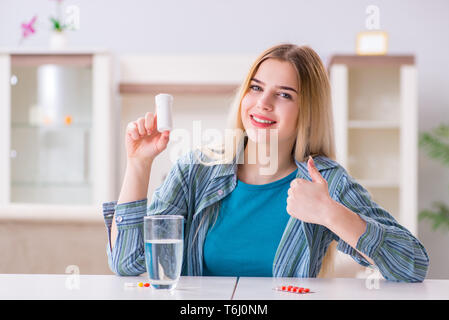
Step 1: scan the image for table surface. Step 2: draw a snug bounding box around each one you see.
[234,277,449,300]
[1,274,449,300]
[0,274,237,300]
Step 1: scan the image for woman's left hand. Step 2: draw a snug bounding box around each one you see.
[286,156,335,226]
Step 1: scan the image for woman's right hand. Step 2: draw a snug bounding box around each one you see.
[125,112,170,162]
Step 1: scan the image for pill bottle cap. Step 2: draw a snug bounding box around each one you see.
[155,93,173,107]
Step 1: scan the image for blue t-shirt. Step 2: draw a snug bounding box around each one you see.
[203,168,298,277]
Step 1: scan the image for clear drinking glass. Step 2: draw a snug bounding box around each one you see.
[144,215,184,290]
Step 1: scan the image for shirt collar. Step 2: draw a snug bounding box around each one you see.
[294,155,338,172]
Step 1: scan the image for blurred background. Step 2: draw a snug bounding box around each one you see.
[0,0,448,279]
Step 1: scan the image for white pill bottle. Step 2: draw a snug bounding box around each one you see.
[155,93,173,132]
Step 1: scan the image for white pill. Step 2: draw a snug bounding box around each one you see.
[124,282,137,287]
[155,93,173,132]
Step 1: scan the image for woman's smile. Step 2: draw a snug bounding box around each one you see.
[250,114,277,128]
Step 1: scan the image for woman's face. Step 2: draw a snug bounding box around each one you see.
[241,58,300,146]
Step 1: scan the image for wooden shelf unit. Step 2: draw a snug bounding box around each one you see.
[329,55,417,235]
[119,83,239,95]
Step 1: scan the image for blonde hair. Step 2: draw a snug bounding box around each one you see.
[195,43,337,278]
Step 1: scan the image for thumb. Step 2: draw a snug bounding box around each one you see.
[156,130,170,151]
[307,156,325,184]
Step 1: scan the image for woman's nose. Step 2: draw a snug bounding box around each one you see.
[256,93,273,110]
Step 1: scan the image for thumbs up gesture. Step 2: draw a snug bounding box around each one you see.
[286,156,335,226]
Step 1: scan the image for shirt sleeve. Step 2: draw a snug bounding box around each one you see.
[102,152,191,276]
[102,199,148,276]
[334,172,430,282]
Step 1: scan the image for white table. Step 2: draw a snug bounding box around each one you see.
[0,274,237,300]
[233,277,449,300]
[2,274,448,300]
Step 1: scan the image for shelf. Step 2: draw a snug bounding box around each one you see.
[328,55,414,68]
[0,47,107,54]
[12,181,91,188]
[348,129,400,182]
[348,120,400,129]
[10,54,93,67]
[0,203,103,222]
[348,66,400,122]
[119,83,239,95]
[11,123,92,129]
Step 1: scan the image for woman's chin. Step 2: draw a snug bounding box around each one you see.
[245,127,279,144]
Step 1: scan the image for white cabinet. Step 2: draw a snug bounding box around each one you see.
[0,50,116,212]
[329,55,418,235]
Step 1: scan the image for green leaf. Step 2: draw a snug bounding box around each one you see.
[419,123,449,233]
[419,202,449,231]
[434,123,449,140]
[419,124,449,167]
[49,16,63,31]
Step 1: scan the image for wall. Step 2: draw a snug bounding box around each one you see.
[0,0,448,278]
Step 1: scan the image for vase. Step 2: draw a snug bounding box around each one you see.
[50,31,68,49]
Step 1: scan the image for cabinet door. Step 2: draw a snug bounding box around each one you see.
[9,56,93,205]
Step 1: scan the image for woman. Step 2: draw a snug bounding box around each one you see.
[103,43,429,282]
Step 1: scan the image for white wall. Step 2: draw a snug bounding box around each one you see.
[1,0,448,279]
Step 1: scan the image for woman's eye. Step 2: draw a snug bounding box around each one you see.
[279,92,292,100]
[250,85,262,92]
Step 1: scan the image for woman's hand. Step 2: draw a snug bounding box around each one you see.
[125,112,170,162]
[286,156,335,226]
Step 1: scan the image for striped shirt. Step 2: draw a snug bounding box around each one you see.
[102,149,429,282]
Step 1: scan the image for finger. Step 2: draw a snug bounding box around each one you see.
[144,112,154,134]
[136,117,146,136]
[126,121,136,133]
[290,179,297,188]
[156,130,170,151]
[290,178,303,188]
[307,156,325,184]
[286,202,293,215]
[153,113,158,131]
[128,122,140,140]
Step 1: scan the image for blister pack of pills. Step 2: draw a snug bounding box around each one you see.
[274,285,311,294]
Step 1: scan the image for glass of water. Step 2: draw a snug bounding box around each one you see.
[144,215,184,290]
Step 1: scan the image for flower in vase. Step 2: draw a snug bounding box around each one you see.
[49,0,66,32]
